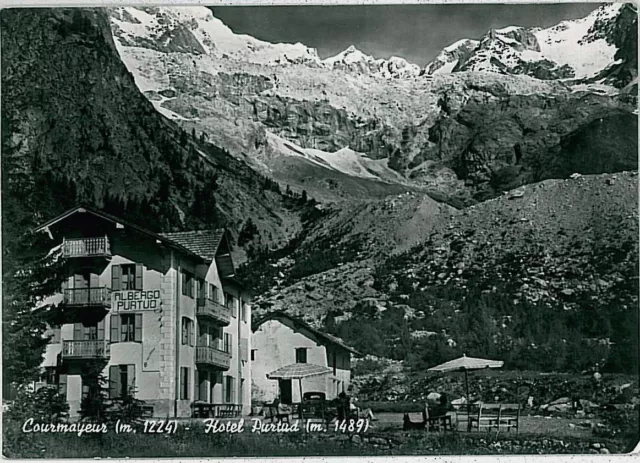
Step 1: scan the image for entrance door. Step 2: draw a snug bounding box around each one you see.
[279,379,292,404]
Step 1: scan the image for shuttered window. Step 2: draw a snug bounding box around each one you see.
[224,376,234,404]
[112,264,143,290]
[209,284,219,302]
[180,367,190,400]
[181,317,194,346]
[182,271,194,298]
[73,321,105,341]
[58,374,67,397]
[197,278,206,300]
[240,338,249,362]
[194,370,200,401]
[109,364,135,398]
[225,293,236,317]
[111,265,121,291]
[223,333,232,353]
[111,314,142,343]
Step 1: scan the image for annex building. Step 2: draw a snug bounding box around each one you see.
[251,311,360,405]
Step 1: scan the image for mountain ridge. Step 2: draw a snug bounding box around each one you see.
[108,3,637,207]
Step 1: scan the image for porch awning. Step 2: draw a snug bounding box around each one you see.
[267,363,332,380]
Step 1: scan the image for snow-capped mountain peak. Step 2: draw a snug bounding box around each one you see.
[424,2,632,81]
[323,45,421,78]
[109,6,321,65]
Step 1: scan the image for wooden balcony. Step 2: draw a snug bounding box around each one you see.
[62,340,110,360]
[196,298,231,326]
[62,237,111,259]
[196,346,231,370]
[63,288,111,308]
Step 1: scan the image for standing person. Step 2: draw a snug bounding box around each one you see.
[337,392,349,422]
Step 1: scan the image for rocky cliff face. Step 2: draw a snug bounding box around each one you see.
[1,8,305,257]
[108,4,637,205]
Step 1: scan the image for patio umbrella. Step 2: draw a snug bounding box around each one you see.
[428,354,504,430]
[267,363,332,406]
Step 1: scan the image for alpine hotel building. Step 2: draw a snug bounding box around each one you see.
[36,206,251,418]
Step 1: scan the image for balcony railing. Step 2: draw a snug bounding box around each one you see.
[62,237,111,259]
[62,340,110,359]
[196,298,231,325]
[196,346,231,370]
[63,288,111,308]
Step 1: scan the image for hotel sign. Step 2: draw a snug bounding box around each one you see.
[112,290,162,312]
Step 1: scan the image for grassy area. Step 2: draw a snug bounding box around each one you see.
[3,418,633,458]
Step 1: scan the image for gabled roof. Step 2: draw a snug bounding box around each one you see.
[33,205,228,266]
[159,230,226,262]
[252,311,362,356]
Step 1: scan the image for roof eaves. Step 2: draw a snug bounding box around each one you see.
[34,205,204,262]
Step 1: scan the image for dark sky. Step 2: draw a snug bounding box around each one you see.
[212,3,603,65]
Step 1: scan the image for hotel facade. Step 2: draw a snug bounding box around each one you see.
[36,206,251,418]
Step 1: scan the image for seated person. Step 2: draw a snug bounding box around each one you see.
[430,393,452,418]
[351,397,377,421]
[272,397,292,415]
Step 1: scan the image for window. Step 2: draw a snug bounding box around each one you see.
[241,303,247,323]
[121,314,136,342]
[295,348,308,364]
[209,284,219,302]
[251,349,256,361]
[224,333,232,353]
[121,264,137,290]
[58,373,68,397]
[224,376,234,403]
[180,367,190,400]
[182,317,194,346]
[73,321,105,341]
[112,264,143,291]
[182,270,194,298]
[333,352,337,376]
[111,314,142,343]
[109,364,135,398]
[197,278,206,300]
[225,292,236,317]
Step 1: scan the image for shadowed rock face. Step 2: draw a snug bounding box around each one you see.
[1,8,305,254]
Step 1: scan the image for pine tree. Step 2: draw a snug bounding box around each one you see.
[2,231,67,387]
[79,359,113,424]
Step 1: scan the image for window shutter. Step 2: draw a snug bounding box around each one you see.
[231,377,235,404]
[240,338,248,361]
[190,320,194,347]
[194,369,200,401]
[111,265,122,291]
[135,264,144,290]
[110,315,120,343]
[134,313,143,342]
[109,365,120,398]
[221,376,226,403]
[58,374,67,398]
[73,323,83,341]
[97,319,105,341]
[127,364,135,395]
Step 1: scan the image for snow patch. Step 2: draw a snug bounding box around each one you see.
[266,132,405,183]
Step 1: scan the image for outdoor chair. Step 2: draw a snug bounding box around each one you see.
[469,403,520,433]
